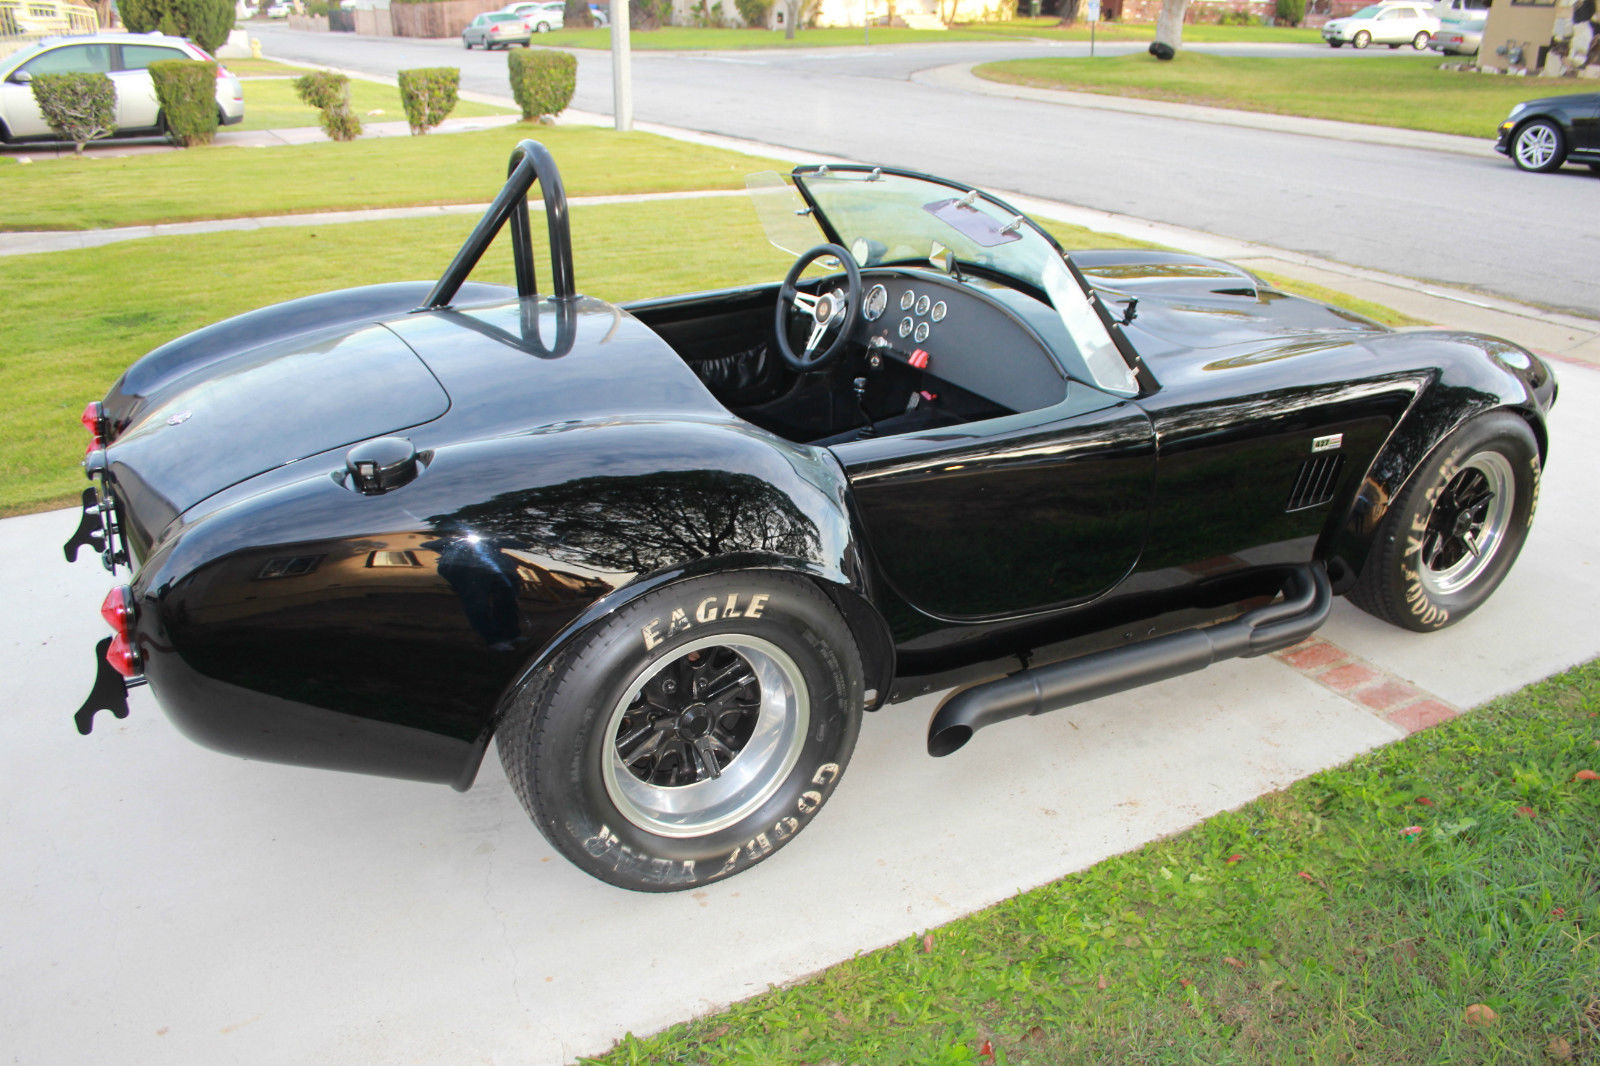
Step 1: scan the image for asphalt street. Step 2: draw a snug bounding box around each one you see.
[246,26,1600,316]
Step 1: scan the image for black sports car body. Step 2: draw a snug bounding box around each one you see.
[67,142,1556,891]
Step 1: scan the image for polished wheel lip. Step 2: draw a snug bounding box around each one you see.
[1515,123,1559,170]
[1419,451,1515,598]
[602,634,809,839]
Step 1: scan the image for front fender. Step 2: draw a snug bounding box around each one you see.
[1326,331,1555,586]
[130,416,884,789]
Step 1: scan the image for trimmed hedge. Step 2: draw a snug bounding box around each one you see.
[149,59,218,146]
[1275,0,1306,25]
[119,0,234,53]
[29,73,116,153]
[293,71,361,141]
[507,49,575,123]
[735,0,772,26]
[396,67,459,135]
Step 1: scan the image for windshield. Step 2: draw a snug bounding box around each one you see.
[791,165,1139,397]
[1350,4,1387,16]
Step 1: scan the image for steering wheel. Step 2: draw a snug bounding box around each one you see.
[773,243,862,372]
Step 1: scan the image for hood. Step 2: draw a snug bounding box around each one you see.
[1071,250,1389,356]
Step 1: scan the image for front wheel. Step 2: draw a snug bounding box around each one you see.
[498,572,864,891]
[1328,40,1343,47]
[1513,119,1567,173]
[1353,29,1371,47]
[1348,413,1539,632]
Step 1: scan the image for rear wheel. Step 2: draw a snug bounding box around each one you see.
[498,572,864,891]
[1348,414,1539,631]
[1412,30,1430,48]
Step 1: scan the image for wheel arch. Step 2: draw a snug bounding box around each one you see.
[457,560,894,791]
[1323,347,1552,593]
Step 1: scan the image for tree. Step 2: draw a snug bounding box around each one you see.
[118,0,234,53]
[1153,0,1187,51]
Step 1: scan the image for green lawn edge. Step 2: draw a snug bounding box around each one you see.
[972,52,1575,139]
[584,659,1600,1064]
[0,125,791,232]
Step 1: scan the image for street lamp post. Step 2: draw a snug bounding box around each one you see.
[611,0,633,131]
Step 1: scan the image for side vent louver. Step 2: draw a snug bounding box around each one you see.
[1286,452,1344,512]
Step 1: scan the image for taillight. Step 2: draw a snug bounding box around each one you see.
[100,585,141,678]
[83,400,106,458]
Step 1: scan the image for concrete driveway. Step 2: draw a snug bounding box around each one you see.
[3,353,1595,1064]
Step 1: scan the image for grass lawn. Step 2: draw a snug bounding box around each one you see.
[587,659,1600,1064]
[974,52,1574,138]
[0,126,789,231]
[230,71,514,133]
[956,15,1322,44]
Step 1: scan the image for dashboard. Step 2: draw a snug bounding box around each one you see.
[854,270,1069,416]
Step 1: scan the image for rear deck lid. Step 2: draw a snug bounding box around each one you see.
[104,323,448,525]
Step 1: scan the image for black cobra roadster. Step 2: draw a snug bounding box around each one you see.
[67,142,1556,891]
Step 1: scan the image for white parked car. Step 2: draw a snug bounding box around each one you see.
[1428,9,1487,55]
[0,32,245,143]
[500,0,564,31]
[1322,2,1440,48]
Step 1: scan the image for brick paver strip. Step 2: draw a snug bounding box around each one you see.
[1275,636,1462,735]
[1354,680,1425,713]
[1317,662,1383,694]
[1387,700,1461,734]
[1277,639,1348,672]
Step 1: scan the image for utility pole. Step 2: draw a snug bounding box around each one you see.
[611,0,633,131]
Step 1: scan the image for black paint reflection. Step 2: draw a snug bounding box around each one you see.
[436,469,823,577]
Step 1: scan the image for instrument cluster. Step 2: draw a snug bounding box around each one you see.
[862,282,947,346]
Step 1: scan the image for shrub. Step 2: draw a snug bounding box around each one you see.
[734,0,771,25]
[119,0,234,53]
[507,49,575,122]
[294,70,362,141]
[148,59,218,146]
[628,0,670,28]
[396,67,459,135]
[29,73,116,154]
[1275,0,1306,25]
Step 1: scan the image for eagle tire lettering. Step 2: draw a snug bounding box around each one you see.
[642,592,771,650]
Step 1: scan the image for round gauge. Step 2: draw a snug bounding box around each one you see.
[898,317,913,339]
[863,284,888,321]
[915,294,931,317]
[914,322,930,344]
[900,289,916,311]
[931,300,947,323]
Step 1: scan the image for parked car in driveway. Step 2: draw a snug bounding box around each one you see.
[1322,2,1439,48]
[1428,9,1486,54]
[0,32,244,143]
[67,141,1556,892]
[501,0,564,31]
[462,10,532,47]
[1496,92,1600,173]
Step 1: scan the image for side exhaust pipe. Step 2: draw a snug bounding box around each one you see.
[927,564,1331,757]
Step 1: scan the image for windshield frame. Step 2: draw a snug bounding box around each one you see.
[789,162,1149,396]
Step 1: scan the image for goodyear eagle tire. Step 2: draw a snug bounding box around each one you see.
[498,572,863,891]
[1349,413,1539,632]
